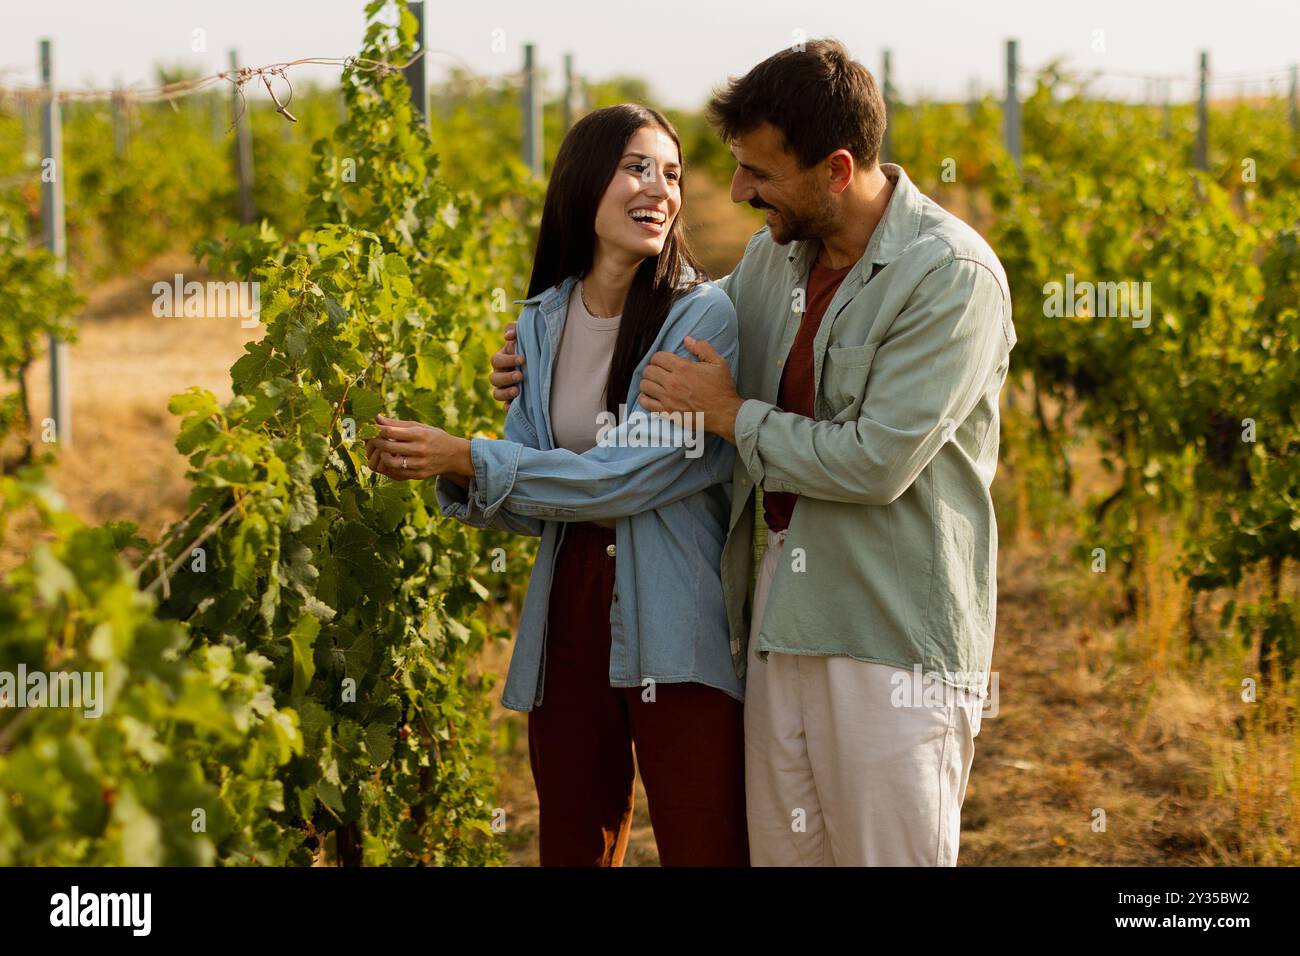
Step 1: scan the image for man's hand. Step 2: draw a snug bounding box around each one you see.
[489,322,523,407]
[637,336,745,444]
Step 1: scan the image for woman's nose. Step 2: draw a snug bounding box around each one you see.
[642,170,670,198]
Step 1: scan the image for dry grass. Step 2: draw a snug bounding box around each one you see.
[961,529,1242,865]
[969,421,1300,866]
[12,253,262,537]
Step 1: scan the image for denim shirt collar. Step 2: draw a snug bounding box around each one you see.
[512,275,580,360]
[512,264,705,308]
[513,274,578,312]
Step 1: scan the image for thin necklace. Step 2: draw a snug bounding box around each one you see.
[579,279,617,319]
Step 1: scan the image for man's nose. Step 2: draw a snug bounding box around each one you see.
[730,167,755,204]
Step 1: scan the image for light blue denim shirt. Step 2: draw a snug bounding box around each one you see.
[435,274,742,712]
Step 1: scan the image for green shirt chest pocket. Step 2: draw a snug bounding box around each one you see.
[819,342,878,421]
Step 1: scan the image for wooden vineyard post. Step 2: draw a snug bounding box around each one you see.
[1004,39,1021,168]
[1195,51,1209,171]
[39,38,71,449]
[403,1,428,128]
[522,43,542,177]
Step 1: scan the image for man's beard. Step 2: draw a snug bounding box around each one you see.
[753,196,836,245]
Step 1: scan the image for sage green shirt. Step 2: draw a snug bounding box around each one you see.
[716,163,1015,695]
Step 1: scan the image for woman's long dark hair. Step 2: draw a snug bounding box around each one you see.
[526,104,706,418]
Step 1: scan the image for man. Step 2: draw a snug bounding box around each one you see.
[490,39,1015,866]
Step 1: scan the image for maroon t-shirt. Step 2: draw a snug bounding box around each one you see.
[763,258,854,533]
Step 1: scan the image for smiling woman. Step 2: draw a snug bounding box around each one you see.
[527,106,704,416]
[365,104,752,867]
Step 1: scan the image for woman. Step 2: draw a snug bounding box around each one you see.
[363,105,747,867]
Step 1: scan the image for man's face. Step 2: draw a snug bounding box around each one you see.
[728,122,836,245]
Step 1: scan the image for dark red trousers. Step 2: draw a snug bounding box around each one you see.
[527,521,750,867]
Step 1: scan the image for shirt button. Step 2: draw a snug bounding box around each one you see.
[606,543,617,557]
[776,358,783,367]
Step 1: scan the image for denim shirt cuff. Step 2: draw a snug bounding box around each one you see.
[434,475,472,520]
[734,398,773,486]
[469,437,523,519]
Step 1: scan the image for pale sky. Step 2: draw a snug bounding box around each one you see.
[1,0,1297,108]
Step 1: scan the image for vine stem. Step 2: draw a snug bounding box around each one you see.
[131,500,214,577]
[340,246,390,388]
[0,706,37,755]
[142,500,242,596]
[327,367,372,442]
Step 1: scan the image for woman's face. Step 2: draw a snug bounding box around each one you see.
[592,124,683,262]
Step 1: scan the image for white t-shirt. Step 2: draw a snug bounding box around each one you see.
[549,280,622,455]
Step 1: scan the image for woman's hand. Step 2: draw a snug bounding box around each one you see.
[364,414,474,482]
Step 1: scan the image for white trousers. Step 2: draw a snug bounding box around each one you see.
[744,528,983,866]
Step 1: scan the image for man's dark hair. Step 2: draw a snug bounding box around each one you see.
[706,39,886,169]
